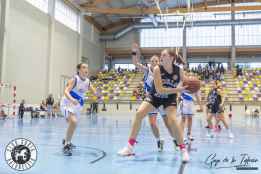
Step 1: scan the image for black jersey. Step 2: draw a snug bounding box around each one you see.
[207,89,222,106]
[207,89,223,114]
[150,64,180,99]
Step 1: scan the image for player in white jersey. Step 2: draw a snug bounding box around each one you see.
[179,90,196,142]
[132,43,176,152]
[60,63,96,156]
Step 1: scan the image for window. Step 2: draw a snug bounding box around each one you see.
[235,25,261,46]
[235,11,261,19]
[235,2,261,19]
[189,63,228,69]
[187,26,231,46]
[141,12,231,23]
[55,0,79,32]
[140,28,183,47]
[25,0,48,13]
[115,64,136,70]
[189,12,231,21]
[141,15,184,23]
[236,63,261,68]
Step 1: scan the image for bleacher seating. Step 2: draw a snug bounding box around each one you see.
[86,68,261,104]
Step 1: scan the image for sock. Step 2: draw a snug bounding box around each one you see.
[179,144,186,150]
[64,140,70,146]
[128,138,137,146]
[226,128,231,133]
[156,137,160,142]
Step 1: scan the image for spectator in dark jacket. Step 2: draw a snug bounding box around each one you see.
[18,100,25,119]
[46,94,54,117]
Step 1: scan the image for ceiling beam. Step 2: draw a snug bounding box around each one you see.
[81,5,261,15]
[103,19,133,31]
[80,0,114,8]
[63,0,80,11]
[84,16,105,32]
[204,0,208,9]
[100,18,261,40]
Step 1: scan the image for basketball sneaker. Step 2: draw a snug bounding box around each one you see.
[187,134,194,142]
[63,144,72,156]
[173,139,179,151]
[227,130,234,138]
[206,129,215,138]
[117,145,134,156]
[62,139,76,149]
[157,140,164,152]
[181,148,190,162]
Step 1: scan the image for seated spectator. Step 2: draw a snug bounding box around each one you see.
[40,100,46,111]
[0,109,7,119]
[39,100,46,118]
[253,109,260,117]
[53,102,60,117]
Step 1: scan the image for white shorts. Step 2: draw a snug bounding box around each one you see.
[179,100,194,117]
[60,98,82,119]
[148,106,166,117]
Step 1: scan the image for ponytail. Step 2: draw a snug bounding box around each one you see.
[76,63,83,75]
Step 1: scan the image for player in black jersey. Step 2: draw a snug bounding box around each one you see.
[118,48,189,162]
[206,81,234,138]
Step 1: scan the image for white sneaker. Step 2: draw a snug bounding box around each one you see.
[187,135,194,141]
[117,145,134,156]
[173,140,179,152]
[184,138,189,145]
[228,131,234,139]
[206,128,216,138]
[181,148,190,162]
[206,132,215,138]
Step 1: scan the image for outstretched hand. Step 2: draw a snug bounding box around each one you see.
[177,85,188,92]
[132,42,139,53]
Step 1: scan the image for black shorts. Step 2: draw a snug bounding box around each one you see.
[207,104,224,114]
[145,95,177,109]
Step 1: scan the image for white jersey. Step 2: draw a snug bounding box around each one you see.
[179,91,194,116]
[70,74,90,98]
[181,91,194,104]
[144,65,154,93]
[60,74,90,118]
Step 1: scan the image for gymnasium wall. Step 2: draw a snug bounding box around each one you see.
[0,2,1,20]
[4,0,49,104]
[2,0,104,104]
[82,20,105,74]
[51,21,78,100]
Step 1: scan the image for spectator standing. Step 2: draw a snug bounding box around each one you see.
[18,100,25,119]
[46,94,54,117]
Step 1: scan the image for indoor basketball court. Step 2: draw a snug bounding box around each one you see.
[0,0,261,174]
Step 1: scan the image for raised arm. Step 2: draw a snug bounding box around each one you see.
[132,43,147,72]
[153,66,186,95]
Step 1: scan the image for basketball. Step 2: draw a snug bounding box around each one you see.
[183,76,201,93]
